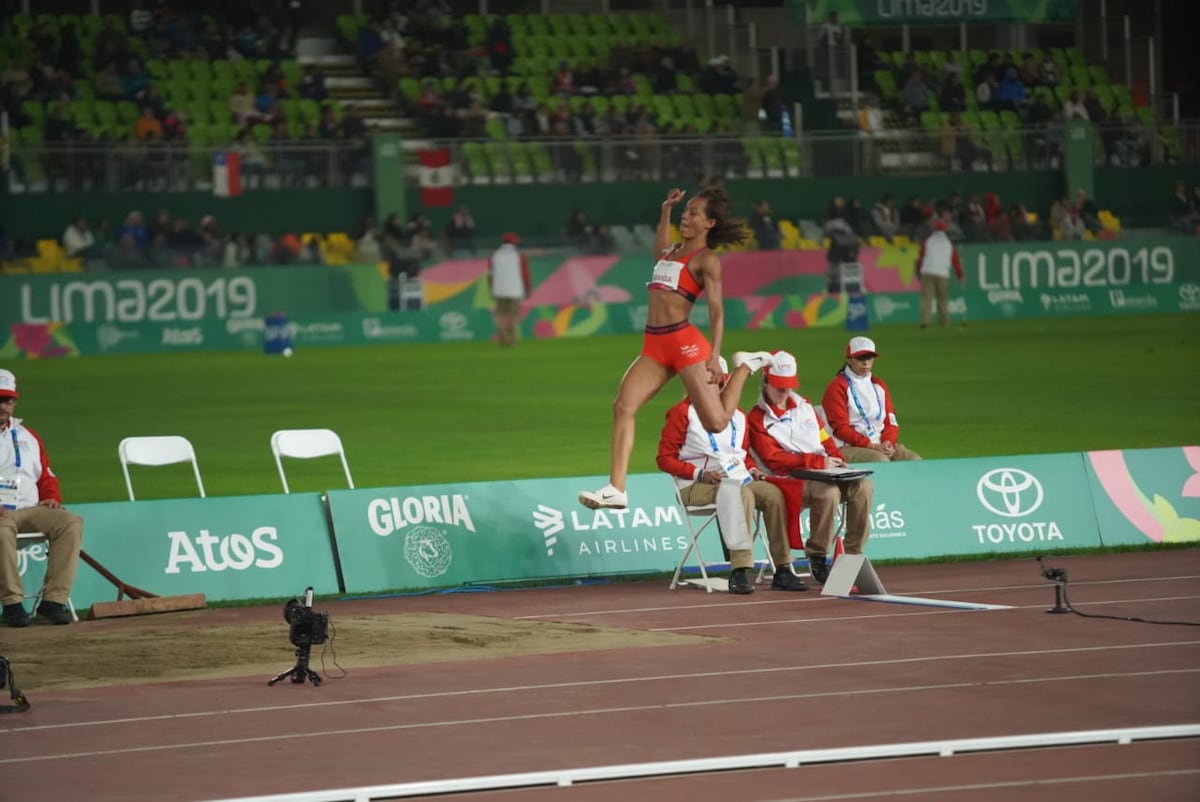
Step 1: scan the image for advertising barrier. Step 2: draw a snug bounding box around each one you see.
[17,447,1195,609]
[798,0,1077,25]
[19,493,339,611]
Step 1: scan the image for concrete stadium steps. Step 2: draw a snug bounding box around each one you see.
[299,51,416,132]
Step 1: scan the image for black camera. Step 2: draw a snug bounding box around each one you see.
[282,587,329,648]
[0,654,31,713]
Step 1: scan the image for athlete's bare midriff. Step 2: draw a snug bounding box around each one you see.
[646,286,697,327]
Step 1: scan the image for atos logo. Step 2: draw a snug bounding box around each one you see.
[976,468,1044,518]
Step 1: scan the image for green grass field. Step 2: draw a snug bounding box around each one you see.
[9,313,1200,503]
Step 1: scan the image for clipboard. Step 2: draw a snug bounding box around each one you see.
[788,467,875,482]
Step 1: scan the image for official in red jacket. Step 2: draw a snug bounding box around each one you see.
[0,369,82,627]
[656,358,807,594]
[747,352,873,583]
[821,336,922,463]
[916,219,964,328]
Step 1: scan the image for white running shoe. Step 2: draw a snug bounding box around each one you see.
[731,351,776,374]
[578,483,628,509]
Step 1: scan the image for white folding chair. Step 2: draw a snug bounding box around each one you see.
[668,484,764,593]
[271,429,354,494]
[118,435,206,501]
[17,532,79,622]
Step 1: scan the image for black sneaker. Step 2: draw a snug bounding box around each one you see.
[36,601,71,625]
[727,567,754,595]
[808,555,831,584]
[771,566,808,591]
[2,603,30,628]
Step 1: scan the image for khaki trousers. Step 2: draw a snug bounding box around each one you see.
[0,506,84,607]
[920,274,951,327]
[841,444,923,463]
[802,477,872,558]
[680,480,792,570]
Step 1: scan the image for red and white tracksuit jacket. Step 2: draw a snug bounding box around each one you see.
[655,398,757,486]
[821,369,900,448]
[746,392,844,549]
[0,418,62,509]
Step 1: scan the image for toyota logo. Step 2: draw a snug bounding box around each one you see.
[976,468,1044,517]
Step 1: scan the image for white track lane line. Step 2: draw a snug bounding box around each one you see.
[514,575,1200,619]
[1,668,1196,765]
[2,641,1197,735]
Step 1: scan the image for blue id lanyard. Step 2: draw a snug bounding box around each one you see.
[846,371,884,438]
[708,420,738,459]
[10,429,19,469]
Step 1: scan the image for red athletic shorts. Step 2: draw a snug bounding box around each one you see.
[640,321,711,372]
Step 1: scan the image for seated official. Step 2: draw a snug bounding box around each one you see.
[0,369,82,627]
[656,357,808,595]
[746,351,873,584]
[821,336,922,463]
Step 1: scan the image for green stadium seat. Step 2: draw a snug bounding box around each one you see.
[999,109,1020,129]
[528,141,554,179]
[483,141,509,181]
[780,138,801,177]
[740,138,763,177]
[1089,65,1110,86]
[693,93,716,119]
[485,117,507,140]
[979,110,1001,130]
[1069,65,1091,89]
[1066,47,1086,68]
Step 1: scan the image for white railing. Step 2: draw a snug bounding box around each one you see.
[200,724,1200,802]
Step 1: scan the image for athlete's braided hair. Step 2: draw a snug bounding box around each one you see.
[697,184,748,249]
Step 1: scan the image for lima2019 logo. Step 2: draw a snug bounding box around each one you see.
[973,468,1062,544]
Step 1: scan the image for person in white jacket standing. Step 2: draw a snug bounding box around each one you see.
[915,219,964,328]
[488,232,530,347]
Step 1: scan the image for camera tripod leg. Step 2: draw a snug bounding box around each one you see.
[1046,581,1071,614]
[267,646,323,686]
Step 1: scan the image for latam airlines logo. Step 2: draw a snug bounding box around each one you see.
[973,468,1062,544]
[531,503,686,557]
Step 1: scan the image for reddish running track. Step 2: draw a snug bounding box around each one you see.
[2,551,1198,802]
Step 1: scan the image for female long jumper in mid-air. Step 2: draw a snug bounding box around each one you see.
[578,185,778,510]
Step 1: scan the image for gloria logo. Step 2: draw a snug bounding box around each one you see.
[96,324,139,352]
[973,468,1063,544]
[439,312,473,340]
[976,468,1044,517]
[532,503,686,557]
[165,526,285,574]
[403,525,452,578]
[368,494,476,535]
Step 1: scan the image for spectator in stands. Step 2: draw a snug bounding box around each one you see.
[486,17,514,74]
[856,36,887,92]
[444,206,476,257]
[232,130,268,188]
[975,72,998,112]
[62,216,98,259]
[995,68,1028,112]
[1039,53,1060,88]
[899,196,926,239]
[985,192,1012,241]
[1019,53,1040,87]
[119,211,149,251]
[229,83,254,125]
[902,70,931,122]
[747,351,874,585]
[1075,190,1102,233]
[565,209,591,251]
[591,225,617,255]
[356,19,384,71]
[750,201,781,250]
[355,218,382,264]
[941,76,967,114]
[1059,205,1088,240]
[298,66,327,101]
[1062,90,1088,120]
[822,337,922,464]
[760,74,786,132]
[845,198,869,238]
[1169,181,1200,233]
[963,195,989,241]
[916,220,963,328]
[872,194,899,240]
[552,61,575,97]
[109,233,146,269]
[1008,204,1037,241]
[94,63,124,101]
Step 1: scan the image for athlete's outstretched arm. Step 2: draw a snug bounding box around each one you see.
[656,187,685,255]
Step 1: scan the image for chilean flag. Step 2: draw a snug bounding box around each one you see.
[213,151,242,197]
[418,147,455,206]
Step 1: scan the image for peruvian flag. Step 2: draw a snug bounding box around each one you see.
[418,147,456,206]
[212,151,242,197]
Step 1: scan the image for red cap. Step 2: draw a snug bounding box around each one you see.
[764,351,799,389]
[933,220,948,231]
[502,232,519,244]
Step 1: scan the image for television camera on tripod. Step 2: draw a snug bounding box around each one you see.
[268,587,329,687]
